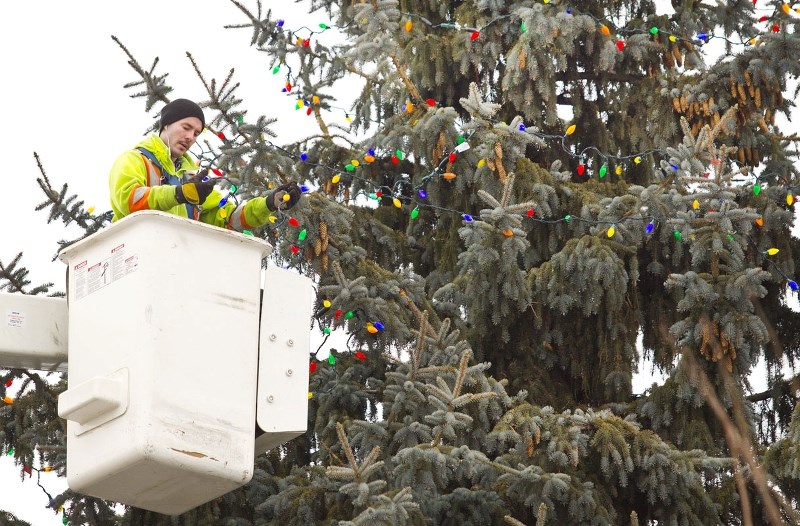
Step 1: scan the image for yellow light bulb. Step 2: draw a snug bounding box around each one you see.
[566,124,576,135]
[393,198,402,208]
[332,174,341,184]
[351,159,360,167]
[615,165,622,175]
[283,193,291,202]
[607,226,615,238]
[768,248,780,256]
[502,229,514,237]
[405,20,412,32]
[268,215,277,223]
[477,159,486,168]
[669,35,677,42]
[634,156,642,164]
[323,299,332,308]
[219,208,228,219]
[312,95,320,104]
[692,199,700,209]
[308,392,313,399]
[87,206,95,214]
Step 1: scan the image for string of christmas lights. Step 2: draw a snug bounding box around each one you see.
[197,101,799,294]
[266,2,799,131]
[1,377,69,523]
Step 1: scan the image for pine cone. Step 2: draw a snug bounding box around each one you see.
[737,83,747,103]
[494,141,503,160]
[663,49,674,69]
[314,238,322,256]
[672,45,683,67]
[320,221,328,241]
[519,49,527,70]
[433,130,446,165]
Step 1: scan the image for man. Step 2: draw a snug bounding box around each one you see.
[109,98,300,231]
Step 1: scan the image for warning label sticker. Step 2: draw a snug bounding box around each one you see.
[73,243,138,301]
[6,309,24,328]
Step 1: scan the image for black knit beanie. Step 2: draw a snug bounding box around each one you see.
[159,99,205,131]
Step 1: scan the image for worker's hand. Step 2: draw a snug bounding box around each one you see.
[266,181,302,211]
[175,170,216,206]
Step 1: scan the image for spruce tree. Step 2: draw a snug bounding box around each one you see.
[3,0,800,524]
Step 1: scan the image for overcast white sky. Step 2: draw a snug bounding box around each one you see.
[0,1,796,524]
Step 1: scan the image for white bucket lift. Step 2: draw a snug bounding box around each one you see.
[1,211,312,515]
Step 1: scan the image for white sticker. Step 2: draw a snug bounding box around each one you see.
[72,243,138,301]
[6,309,24,328]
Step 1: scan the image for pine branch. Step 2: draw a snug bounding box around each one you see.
[389,54,422,103]
[0,253,55,296]
[747,374,800,403]
[682,349,790,526]
[111,35,172,110]
[32,152,111,256]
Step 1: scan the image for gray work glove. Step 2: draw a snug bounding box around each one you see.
[266,181,302,211]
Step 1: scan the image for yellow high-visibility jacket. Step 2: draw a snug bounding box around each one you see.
[109,134,272,231]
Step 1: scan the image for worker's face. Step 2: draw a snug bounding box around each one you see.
[160,117,203,160]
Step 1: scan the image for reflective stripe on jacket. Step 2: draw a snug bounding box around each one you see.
[109,134,273,230]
